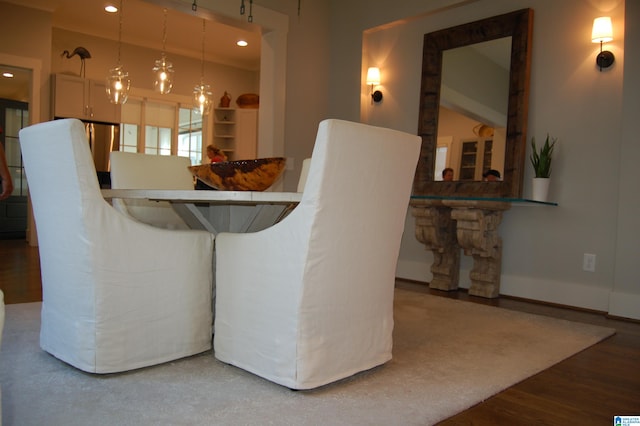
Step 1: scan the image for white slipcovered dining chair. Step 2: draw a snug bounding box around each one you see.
[110,151,194,229]
[296,157,312,192]
[213,119,421,389]
[19,119,215,374]
[0,289,4,422]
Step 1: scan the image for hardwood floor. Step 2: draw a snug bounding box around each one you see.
[1,238,639,424]
[395,281,640,425]
[0,238,42,304]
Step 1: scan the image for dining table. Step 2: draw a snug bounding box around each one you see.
[101,189,302,235]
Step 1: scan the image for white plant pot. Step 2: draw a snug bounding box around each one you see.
[532,178,550,202]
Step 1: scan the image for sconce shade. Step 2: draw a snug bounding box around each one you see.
[591,17,615,70]
[591,17,613,43]
[366,67,381,85]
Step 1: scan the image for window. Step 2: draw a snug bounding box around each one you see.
[121,124,139,153]
[178,107,203,165]
[119,97,203,164]
[120,98,141,153]
[145,126,172,155]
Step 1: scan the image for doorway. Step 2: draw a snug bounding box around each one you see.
[0,98,29,239]
[0,62,32,239]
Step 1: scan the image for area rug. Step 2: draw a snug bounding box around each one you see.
[0,288,615,426]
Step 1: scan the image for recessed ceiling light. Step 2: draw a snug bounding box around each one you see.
[2,72,14,78]
[236,40,248,47]
[105,5,118,13]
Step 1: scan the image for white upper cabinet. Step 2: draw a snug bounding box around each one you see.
[53,74,121,124]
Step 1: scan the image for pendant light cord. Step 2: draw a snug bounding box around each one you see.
[240,0,253,22]
[162,8,168,56]
[117,0,124,65]
[200,19,205,85]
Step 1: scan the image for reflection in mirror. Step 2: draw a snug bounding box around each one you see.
[435,38,511,182]
[415,9,533,198]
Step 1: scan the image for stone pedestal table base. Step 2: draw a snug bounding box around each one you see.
[411,199,511,298]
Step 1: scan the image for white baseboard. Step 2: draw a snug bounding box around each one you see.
[395,260,432,283]
[397,260,640,320]
[608,291,640,320]
[499,274,611,312]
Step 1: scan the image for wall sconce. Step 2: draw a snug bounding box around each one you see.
[366,67,383,103]
[591,16,615,71]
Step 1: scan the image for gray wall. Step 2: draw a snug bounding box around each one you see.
[3,0,638,319]
[264,0,639,319]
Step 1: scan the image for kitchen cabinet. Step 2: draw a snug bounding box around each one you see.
[235,109,258,160]
[52,74,121,123]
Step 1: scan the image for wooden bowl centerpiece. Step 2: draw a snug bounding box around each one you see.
[188,157,286,191]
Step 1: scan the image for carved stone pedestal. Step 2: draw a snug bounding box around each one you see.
[412,202,460,291]
[411,199,510,298]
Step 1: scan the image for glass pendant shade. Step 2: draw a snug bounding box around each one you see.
[193,83,212,115]
[106,65,131,104]
[106,0,129,105]
[153,8,174,95]
[153,55,174,94]
[193,19,212,115]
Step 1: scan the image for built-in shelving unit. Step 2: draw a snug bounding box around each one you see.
[459,138,493,181]
[212,107,258,160]
[213,108,236,158]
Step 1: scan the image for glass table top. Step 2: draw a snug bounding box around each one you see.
[410,195,558,206]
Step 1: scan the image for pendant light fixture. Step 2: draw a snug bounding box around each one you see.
[193,19,212,115]
[106,0,130,104]
[239,0,253,22]
[153,8,174,94]
[239,0,301,21]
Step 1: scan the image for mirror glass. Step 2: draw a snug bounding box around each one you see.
[435,38,511,182]
[414,9,533,198]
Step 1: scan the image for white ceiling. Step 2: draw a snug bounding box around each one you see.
[7,0,262,67]
[0,0,263,101]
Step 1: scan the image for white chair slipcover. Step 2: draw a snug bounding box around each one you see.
[109,151,194,229]
[296,157,312,192]
[213,119,421,389]
[0,290,4,423]
[19,119,214,374]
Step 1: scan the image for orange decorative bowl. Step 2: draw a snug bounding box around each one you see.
[188,157,286,191]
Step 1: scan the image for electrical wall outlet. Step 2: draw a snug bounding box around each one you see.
[583,253,596,272]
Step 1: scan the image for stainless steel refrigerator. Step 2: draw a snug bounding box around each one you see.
[84,121,120,188]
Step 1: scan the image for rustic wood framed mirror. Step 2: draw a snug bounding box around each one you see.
[414,8,533,198]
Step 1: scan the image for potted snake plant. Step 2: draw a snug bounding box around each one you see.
[530,134,556,201]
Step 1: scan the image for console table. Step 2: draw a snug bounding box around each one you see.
[410,196,557,298]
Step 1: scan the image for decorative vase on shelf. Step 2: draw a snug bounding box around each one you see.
[219,91,231,108]
[529,134,557,202]
[531,178,550,202]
